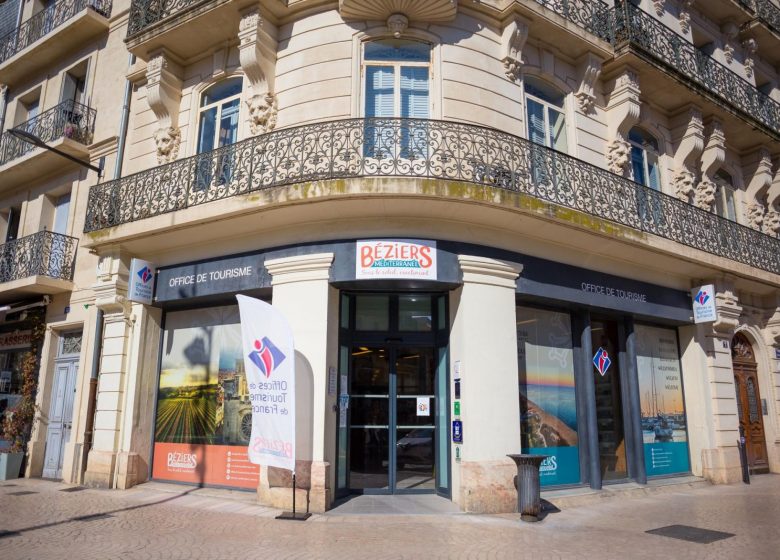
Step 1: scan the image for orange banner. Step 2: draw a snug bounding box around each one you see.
[152,442,260,489]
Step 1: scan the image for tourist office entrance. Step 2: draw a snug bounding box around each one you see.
[147,239,695,504]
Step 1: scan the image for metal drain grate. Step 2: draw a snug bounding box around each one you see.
[60,486,86,492]
[8,491,38,496]
[646,525,735,544]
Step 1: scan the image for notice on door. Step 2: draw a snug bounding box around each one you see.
[416,397,430,416]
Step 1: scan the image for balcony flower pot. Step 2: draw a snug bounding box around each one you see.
[0,451,24,480]
[63,122,76,139]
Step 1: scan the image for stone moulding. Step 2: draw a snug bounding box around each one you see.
[338,0,458,22]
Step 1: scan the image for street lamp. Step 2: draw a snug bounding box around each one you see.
[7,128,103,177]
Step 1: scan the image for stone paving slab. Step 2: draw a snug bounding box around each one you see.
[1,475,778,559]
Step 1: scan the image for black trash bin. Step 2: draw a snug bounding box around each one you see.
[507,454,548,522]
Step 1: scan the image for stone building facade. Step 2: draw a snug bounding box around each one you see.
[2,0,780,513]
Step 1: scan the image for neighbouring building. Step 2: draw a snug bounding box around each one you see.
[2,0,780,514]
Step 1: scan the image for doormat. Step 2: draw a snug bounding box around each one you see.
[60,486,86,492]
[646,525,735,544]
[8,491,37,496]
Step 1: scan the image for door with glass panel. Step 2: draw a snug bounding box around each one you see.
[524,76,568,190]
[195,78,242,188]
[337,293,449,496]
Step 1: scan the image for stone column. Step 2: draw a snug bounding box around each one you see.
[696,278,743,483]
[261,253,336,513]
[83,251,132,488]
[449,255,522,513]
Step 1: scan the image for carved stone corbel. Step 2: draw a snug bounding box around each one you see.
[711,279,742,336]
[145,51,183,164]
[763,302,780,347]
[671,106,704,202]
[653,0,665,16]
[721,22,738,65]
[766,158,780,225]
[605,68,641,177]
[744,147,773,230]
[763,207,780,236]
[238,6,278,135]
[694,118,725,211]
[575,53,602,114]
[743,38,757,79]
[502,17,528,82]
[679,0,694,35]
[92,251,132,319]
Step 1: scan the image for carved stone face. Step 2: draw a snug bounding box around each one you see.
[694,180,716,211]
[606,140,630,175]
[153,127,180,163]
[763,210,780,235]
[673,170,695,199]
[246,93,278,135]
[747,203,765,229]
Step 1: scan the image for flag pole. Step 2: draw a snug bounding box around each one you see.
[276,469,310,521]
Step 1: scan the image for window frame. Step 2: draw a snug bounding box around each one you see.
[628,127,661,191]
[196,78,243,155]
[523,77,569,153]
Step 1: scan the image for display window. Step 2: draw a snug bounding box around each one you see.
[152,305,260,489]
[517,306,580,486]
[635,324,690,476]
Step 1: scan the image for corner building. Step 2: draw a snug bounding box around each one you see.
[18,0,780,512]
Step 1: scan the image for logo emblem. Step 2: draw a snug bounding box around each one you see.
[248,336,286,378]
[694,289,709,306]
[593,347,611,376]
[137,266,153,284]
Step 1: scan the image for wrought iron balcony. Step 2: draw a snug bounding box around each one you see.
[127,0,200,37]
[0,231,79,284]
[739,0,780,35]
[533,0,613,42]
[0,100,96,168]
[84,118,780,275]
[613,0,780,139]
[0,0,112,65]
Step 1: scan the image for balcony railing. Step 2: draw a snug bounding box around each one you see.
[0,99,96,167]
[533,0,613,42]
[0,0,112,65]
[0,230,79,284]
[127,0,200,37]
[613,1,780,138]
[84,118,780,275]
[739,0,780,35]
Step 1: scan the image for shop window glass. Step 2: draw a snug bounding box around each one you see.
[517,306,580,486]
[398,295,432,331]
[636,324,690,477]
[355,295,389,331]
[153,305,260,489]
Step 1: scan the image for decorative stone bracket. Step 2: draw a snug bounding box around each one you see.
[742,38,757,79]
[238,7,278,136]
[679,0,694,35]
[765,162,780,237]
[501,17,528,82]
[721,22,738,65]
[670,106,704,203]
[93,251,132,319]
[694,119,724,211]
[145,51,183,165]
[711,278,742,336]
[605,68,641,176]
[575,53,602,114]
[744,147,773,231]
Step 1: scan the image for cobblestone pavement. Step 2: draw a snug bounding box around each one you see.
[1,475,779,559]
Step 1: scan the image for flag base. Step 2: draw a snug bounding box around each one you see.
[276,511,312,521]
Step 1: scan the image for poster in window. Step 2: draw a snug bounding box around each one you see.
[636,325,690,476]
[152,305,260,489]
[517,307,580,486]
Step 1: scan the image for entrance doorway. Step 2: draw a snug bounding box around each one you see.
[43,331,82,479]
[337,293,449,496]
[590,318,628,481]
[731,333,769,474]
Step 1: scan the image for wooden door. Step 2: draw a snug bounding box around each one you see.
[42,359,78,479]
[731,334,769,473]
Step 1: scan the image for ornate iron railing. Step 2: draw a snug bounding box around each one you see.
[0,0,112,64]
[613,0,780,138]
[0,230,79,283]
[84,118,780,274]
[127,0,202,36]
[0,99,96,167]
[533,0,613,41]
[738,0,780,35]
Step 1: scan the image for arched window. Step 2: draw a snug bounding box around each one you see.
[197,77,242,155]
[524,76,568,153]
[363,39,431,119]
[714,169,737,221]
[628,127,660,190]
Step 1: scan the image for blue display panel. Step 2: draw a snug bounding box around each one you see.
[517,307,581,486]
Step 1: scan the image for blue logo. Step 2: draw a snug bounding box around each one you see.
[593,347,611,376]
[694,289,710,306]
[137,266,153,284]
[248,336,286,378]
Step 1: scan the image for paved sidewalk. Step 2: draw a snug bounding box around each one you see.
[1,475,779,559]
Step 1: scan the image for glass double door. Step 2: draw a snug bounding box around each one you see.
[348,345,437,493]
